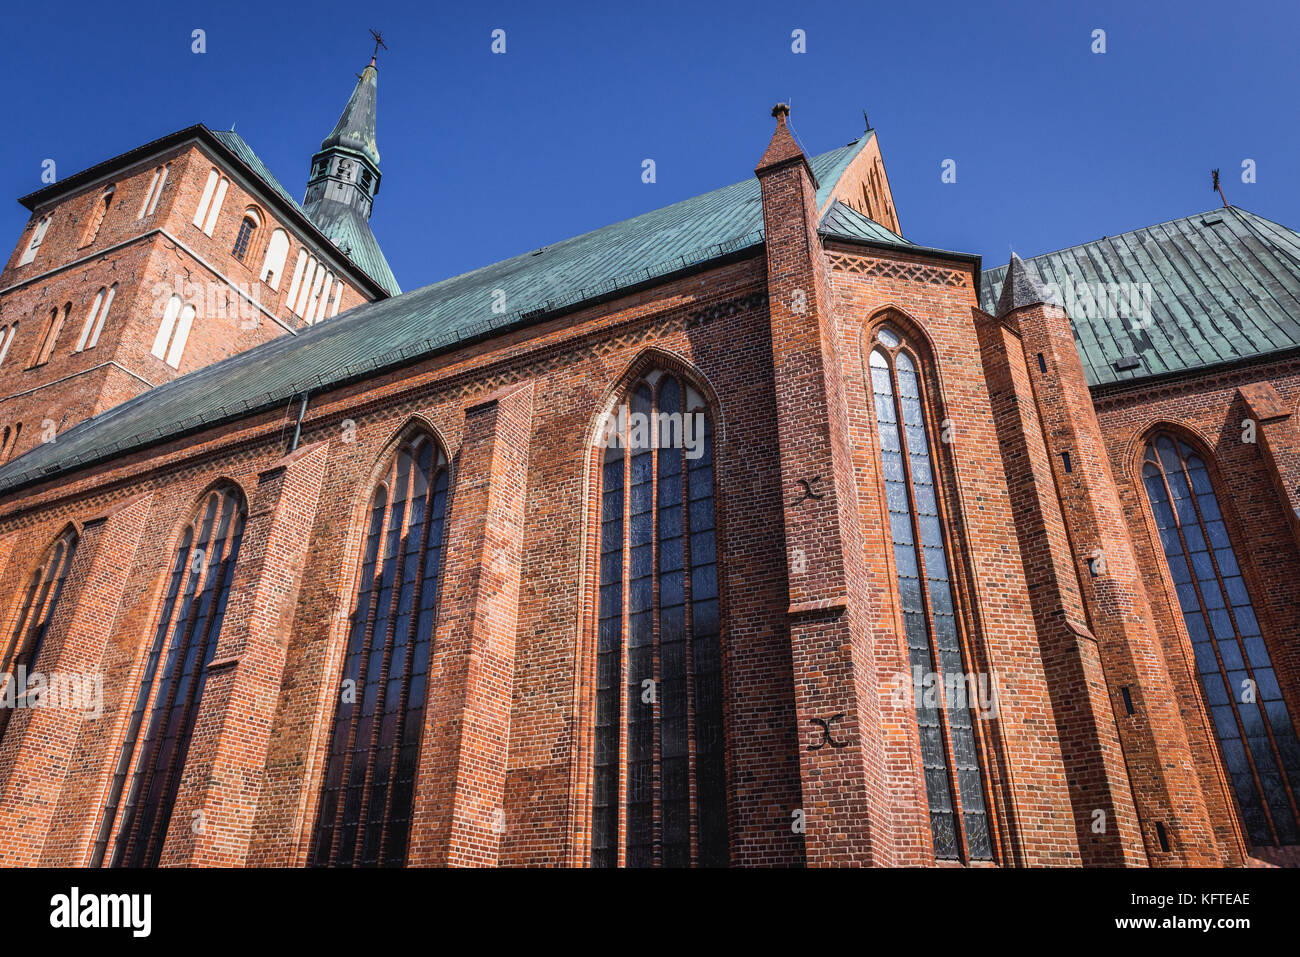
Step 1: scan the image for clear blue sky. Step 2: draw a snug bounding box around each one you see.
[2,0,1297,291]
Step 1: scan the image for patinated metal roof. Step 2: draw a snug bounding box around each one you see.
[818,200,912,247]
[981,207,1300,388]
[0,138,873,493]
[306,198,401,296]
[317,62,381,169]
[212,128,400,295]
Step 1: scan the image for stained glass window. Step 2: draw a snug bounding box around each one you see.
[0,527,79,743]
[1141,432,1300,846]
[591,371,729,867]
[869,326,992,862]
[92,485,247,867]
[310,432,449,867]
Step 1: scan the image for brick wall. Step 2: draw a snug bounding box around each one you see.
[0,138,376,462]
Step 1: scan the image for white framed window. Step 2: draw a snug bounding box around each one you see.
[0,323,17,366]
[151,295,196,369]
[293,257,318,317]
[138,164,170,218]
[18,215,51,266]
[330,280,346,318]
[76,289,104,351]
[192,169,228,236]
[260,229,289,289]
[75,284,117,352]
[305,267,329,322]
[285,249,307,305]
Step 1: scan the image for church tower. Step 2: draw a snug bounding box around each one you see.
[301,52,397,294]
[0,50,398,467]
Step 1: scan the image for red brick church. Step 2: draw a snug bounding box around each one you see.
[0,55,1297,868]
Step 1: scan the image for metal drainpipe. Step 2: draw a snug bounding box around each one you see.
[289,392,310,452]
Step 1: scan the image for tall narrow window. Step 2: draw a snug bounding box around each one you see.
[0,527,79,743]
[91,486,247,868]
[231,209,260,261]
[0,323,17,367]
[75,285,119,353]
[33,304,70,367]
[18,215,51,266]
[285,249,307,307]
[85,284,116,351]
[869,324,992,862]
[151,295,195,369]
[192,170,227,237]
[294,257,319,317]
[310,433,449,867]
[2,424,21,462]
[1141,433,1300,846]
[79,186,115,248]
[138,165,169,218]
[308,269,334,324]
[591,370,728,868]
[260,229,289,289]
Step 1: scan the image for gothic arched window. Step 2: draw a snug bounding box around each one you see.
[310,432,449,867]
[869,324,992,862]
[0,527,79,742]
[1141,432,1300,846]
[92,485,247,867]
[591,370,728,868]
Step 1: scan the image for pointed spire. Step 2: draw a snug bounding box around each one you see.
[300,47,400,295]
[996,252,1059,317]
[319,60,380,169]
[755,103,812,176]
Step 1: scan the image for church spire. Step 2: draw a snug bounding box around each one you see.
[304,46,382,222]
[300,38,401,296]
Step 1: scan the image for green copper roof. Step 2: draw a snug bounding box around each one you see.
[318,63,380,169]
[0,139,870,493]
[211,128,399,295]
[211,129,302,211]
[981,207,1300,388]
[819,199,912,246]
[308,201,401,296]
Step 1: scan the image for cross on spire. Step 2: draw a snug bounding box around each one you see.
[369,28,387,65]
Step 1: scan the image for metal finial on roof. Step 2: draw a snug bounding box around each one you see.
[771,103,790,119]
[1212,168,1229,208]
[369,28,387,65]
[862,109,870,130]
